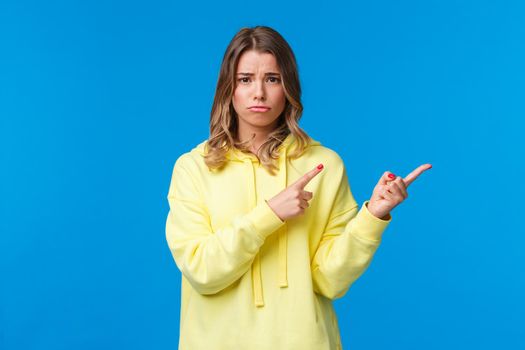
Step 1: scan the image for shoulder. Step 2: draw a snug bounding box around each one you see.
[171,139,209,173]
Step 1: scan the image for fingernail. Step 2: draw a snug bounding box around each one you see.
[388,173,395,179]
[317,164,324,170]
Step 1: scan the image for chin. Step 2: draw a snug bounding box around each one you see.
[251,118,280,127]
[239,115,276,126]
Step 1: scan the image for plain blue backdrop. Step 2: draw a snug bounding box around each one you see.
[1,0,523,349]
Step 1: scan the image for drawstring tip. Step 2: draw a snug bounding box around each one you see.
[252,254,265,307]
[278,226,288,289]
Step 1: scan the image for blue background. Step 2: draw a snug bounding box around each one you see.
[1,0,524,349]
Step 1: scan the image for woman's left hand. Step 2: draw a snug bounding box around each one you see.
[367,164,433,220]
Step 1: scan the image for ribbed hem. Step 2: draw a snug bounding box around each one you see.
[245,200,286,240]
[351,200,392,242]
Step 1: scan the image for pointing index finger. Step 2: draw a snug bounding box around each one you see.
[293,164,324,189]
[403,163,432,187]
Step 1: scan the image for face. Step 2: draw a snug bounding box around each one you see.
[232,50,286,135]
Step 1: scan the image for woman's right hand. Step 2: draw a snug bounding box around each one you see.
[266,164,324,221]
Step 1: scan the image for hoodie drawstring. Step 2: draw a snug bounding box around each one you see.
[245,158,265,306]
[245,142,289,308]
[277,152,288,289]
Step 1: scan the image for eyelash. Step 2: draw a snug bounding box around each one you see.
[238,77,281,84]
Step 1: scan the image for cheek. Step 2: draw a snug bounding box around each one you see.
[233,87,247,105]
[273,87,286,106]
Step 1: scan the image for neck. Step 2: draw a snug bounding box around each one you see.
[236,122,279,154]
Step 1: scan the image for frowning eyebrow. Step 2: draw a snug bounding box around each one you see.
[236,72,281,76]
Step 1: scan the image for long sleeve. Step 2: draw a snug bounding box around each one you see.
[311,164,392,300]
[165,156,285,295]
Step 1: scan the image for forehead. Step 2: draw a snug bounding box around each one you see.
[236,50,280,72]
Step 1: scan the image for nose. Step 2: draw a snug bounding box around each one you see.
[253,80,266,101]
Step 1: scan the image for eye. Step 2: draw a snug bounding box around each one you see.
[237,77,281,84]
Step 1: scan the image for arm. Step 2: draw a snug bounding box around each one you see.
[311,164,392,300]
[165,156,285,295]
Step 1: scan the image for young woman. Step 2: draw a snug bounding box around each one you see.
[165,25,431,350]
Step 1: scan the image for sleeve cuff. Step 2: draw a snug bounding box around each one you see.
[351,200,392,242]
[244,200,286,240]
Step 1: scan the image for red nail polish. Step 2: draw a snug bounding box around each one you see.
[317,164,323,170]
[388,174,395,179]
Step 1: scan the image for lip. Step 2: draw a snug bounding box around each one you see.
[248,106,271,112]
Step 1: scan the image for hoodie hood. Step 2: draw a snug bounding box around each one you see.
[196,133,321,307]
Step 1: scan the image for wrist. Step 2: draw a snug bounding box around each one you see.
[366,202,390,220]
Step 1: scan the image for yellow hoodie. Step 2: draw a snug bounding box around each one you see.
[165,133,392,350]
